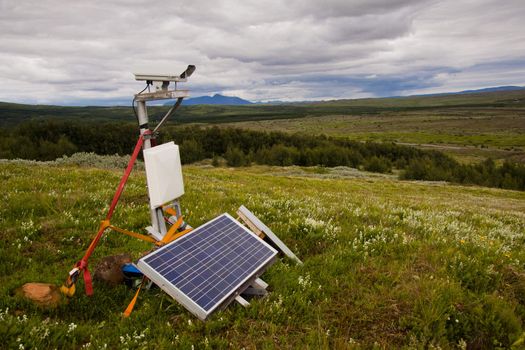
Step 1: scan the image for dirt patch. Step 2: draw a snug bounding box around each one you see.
[17,283,63,308]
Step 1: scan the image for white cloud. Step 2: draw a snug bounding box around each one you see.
[0,0,524,104]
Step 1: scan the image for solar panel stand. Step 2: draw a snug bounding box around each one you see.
[241,278,269,297]
[237,213,265,239]
[237,205,303,265]
[241,286,267,297]
[254,277,269,289]
[241,288,267,297]
[234,295,250,307]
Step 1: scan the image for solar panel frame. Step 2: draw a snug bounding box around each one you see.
[137,213,278,320]
[238,205,303,265]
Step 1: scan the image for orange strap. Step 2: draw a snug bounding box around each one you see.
[165,228,193,243]
[108,225,161,245]
[164,207,178,217]
[123,277,145,317]
[161,215,184,244]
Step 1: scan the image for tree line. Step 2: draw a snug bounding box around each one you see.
[0,120,523,191]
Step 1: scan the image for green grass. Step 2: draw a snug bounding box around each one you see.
[218,111,525,145]
[346,131,525,147]
[217,109,525,164]
[1,160,525,348]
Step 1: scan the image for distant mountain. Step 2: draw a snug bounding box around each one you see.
[454,86,525,94]
[256,86,525,105]
[177,94,253,106]
[412,85,525,98]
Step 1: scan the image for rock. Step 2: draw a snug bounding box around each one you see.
[93,254,132,286]
[18,283,62,307]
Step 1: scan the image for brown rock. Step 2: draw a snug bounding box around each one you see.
[18,283,62,307]
[93,254,132,286]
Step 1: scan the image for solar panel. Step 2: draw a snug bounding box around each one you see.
[137,213,278,320]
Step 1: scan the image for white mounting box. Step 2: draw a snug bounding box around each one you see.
[143,142,184,208]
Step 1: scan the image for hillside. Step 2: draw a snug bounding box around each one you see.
[1,88,524,165]
[314,88,525,108]
[1,88,525,126]
[1,160,525,348]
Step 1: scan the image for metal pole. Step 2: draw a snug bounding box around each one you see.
[136,101,151,148]
[136,100,167,237]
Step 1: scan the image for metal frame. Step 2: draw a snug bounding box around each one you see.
[237,205,303,265]
[134,79,190,239]
[134,89,189,102]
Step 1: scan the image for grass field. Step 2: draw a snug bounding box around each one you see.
[218,108,525,164]
[1,159,525,348]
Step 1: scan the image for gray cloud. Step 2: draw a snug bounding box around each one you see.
[0,0,524,105]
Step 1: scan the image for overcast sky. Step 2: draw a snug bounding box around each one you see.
[1,0,525,105]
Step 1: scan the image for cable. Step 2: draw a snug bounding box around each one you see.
[132,83,151,121]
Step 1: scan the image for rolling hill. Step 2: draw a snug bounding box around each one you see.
[1,88,524,164]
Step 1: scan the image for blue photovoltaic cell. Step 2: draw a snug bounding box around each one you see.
[139,214,277,315]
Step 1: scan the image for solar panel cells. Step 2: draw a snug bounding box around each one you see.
[137,214,278,319]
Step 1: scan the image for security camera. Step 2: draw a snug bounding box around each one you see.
[180,65,196,79]
[134,65,196,83]
[134,73,184,82]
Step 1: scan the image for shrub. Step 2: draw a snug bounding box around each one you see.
[179,139,205,164]
[2,121,524,191]
[224,145,247,167]
[363,156,392,173]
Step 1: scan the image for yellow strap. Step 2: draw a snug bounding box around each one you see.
[161,215,184,244]
[123,278,145,318]
[164,207,178,217]
[165,228,193,243]
[108,225,160,245]
[60,283,76,297]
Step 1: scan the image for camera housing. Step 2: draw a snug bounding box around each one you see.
[134,65,196,83]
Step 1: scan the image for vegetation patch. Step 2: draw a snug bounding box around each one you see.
[1,121,524,190]
[0,163,524,348]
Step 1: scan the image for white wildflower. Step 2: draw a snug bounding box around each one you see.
[67,322,77,333]
[298,274,312,289]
